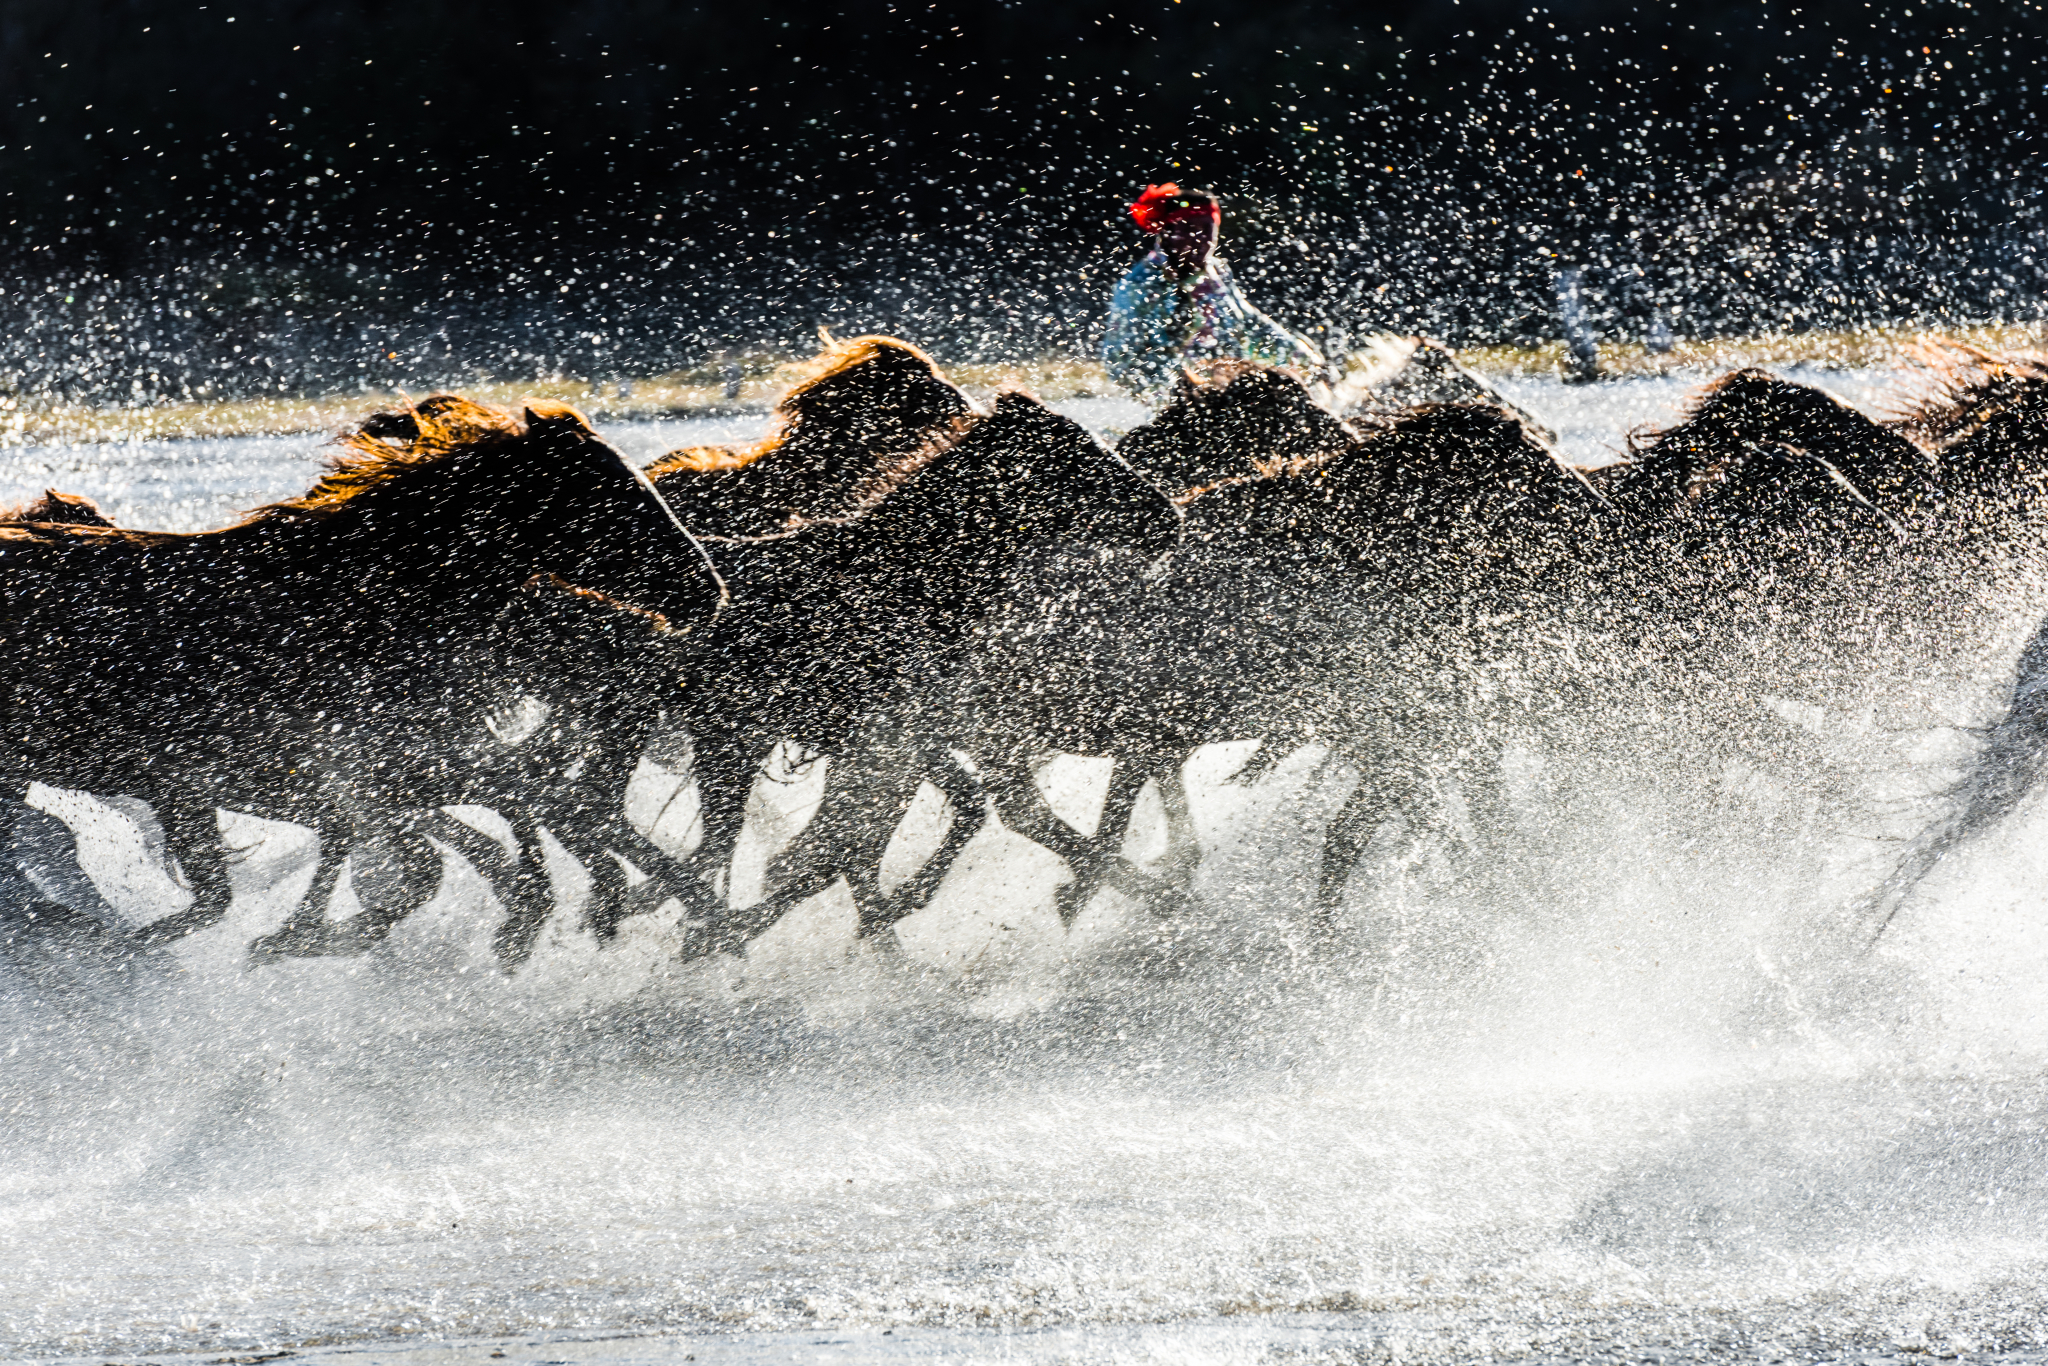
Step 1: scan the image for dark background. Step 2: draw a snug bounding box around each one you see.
[1,0,2041,400]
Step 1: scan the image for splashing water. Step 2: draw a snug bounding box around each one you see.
[7,372,2048,1366]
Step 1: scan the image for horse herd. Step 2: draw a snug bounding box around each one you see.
[6,336,2048,986]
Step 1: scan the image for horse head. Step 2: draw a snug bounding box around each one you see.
[777,335,974,470]
[501,402,727,629]
[312,395,726,632]
[1888,351,2048,515]
[648,335,973,535]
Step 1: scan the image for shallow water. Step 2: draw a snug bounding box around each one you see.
[8,365,2048,1366]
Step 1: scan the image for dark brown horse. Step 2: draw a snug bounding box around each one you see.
[2,395,724,962]
[675,387,1182,952]
[1896,347,2048,528]
[1156,399,1611,929]
[648,335,973,537]
[375,337,982,960]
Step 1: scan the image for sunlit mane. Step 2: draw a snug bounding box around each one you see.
[244,394,528,520]
[645,334,962,484]
[1889,341,2048,452]
[0,488,114,526]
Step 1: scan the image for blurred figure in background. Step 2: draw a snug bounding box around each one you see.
[1101,184,1325,403]
[1554,265,1602,383]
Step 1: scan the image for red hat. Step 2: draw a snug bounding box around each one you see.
[1130,183,1220,234]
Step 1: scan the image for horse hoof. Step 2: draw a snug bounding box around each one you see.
[1051,882,1095,928]
[131,902,230,948]
[248,924,333,961]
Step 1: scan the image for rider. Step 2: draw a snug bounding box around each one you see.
[1101,183,1326,403]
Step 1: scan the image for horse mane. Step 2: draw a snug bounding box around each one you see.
[1,488,114,526]
[1172,397,1568,517]
[249,393,569,523]
[652,445,756,475]
[646,334,966,481]
[648,334,976,535]
[1171,471,1258,508]
[515,572,672,634]
[1889,342,2048,454]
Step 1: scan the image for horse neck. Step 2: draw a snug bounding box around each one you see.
[876,437,1029,551]
[229,455,525,632]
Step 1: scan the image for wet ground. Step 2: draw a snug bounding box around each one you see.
[8,358,2045,1366]
[16,1319,2048,1366]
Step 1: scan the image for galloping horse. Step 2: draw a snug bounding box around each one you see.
[907,381,1601,933]
[871,364,1371,927]
[754,367,1602,938]
[651,335,973,537]
[1164,398,1611,929]
[248,571,689,968]
[1,395,724,962]
[397,336,980,958]
[683,389,1182,950]
[1589,373,1948,868]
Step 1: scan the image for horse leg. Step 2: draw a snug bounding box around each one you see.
[489,811,563,971]
[884,750,992,915]
[1063,757,1176,921]
[247,805,356,959]
[7,799,123,925]
[1142,756,1203,913]
[675,728,769,959]
[1310,762,1412,944]
[330,816,443,953]
[429,808,518,878]
[790,742,933,941]
[739,732,918,946]
[1,794,133,990]
[561,710,688,941]
[132,796,237,948]
[582,839,644,942]
[972,753,1135,927]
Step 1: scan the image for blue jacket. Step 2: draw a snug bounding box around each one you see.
[1101,249,1324,401]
